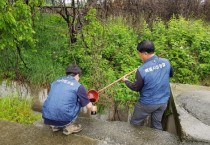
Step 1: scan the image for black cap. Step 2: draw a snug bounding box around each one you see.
[66,64,82,76]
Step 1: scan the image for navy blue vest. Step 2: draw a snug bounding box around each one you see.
[138,55,171,104]
[42,76,81,122]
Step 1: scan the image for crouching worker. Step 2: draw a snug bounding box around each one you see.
[42,64,97,135]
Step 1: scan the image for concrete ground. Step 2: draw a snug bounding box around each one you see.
[171,83,210,144]
[0,119,98,145]
[1,83,210,145]
[0,117,179,145]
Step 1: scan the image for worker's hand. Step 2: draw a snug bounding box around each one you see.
[122,75,128,82]
[91,104,97,115]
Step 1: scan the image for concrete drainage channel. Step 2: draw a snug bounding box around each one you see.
[170,84,210,145]
[160,87,210,145]
[78,90,181,144]
[163,89,181,139]
[1,81,210,144]
[82,84,210,145]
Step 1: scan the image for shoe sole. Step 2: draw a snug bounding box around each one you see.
[50,126,62,132]
[52,128,61,132]
[62,128,83,135]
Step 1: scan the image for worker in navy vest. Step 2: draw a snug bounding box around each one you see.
[42,64,97,135]
[122,40,174,130]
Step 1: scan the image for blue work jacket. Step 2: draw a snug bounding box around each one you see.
[42,76,81,122]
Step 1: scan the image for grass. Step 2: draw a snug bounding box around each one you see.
[0,94,41,124]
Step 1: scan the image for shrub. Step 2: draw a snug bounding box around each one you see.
[70,9,139,105]
[140,16,210,84]
[0,95,41,124]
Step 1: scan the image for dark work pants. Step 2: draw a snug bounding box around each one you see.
[130,102,167,130]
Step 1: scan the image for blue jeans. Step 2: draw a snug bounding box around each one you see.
[130,102,167,130]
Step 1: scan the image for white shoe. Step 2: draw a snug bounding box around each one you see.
[63,123,83,135]
[50,125,61,132]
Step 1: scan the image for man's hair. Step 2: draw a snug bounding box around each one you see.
[137,40,155,53]
[66,64,82,76]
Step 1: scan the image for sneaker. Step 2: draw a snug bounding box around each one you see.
[50,125,62,132]
[63,123,83,135]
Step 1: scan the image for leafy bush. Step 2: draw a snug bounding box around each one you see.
[140,16,210,84]
[70,9,139,105]
[0,95,41,124]
[20,13,69,85]
[1,8,210,108]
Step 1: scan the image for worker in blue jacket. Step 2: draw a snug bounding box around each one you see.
[122,40,173,130]
[42,64,97,135]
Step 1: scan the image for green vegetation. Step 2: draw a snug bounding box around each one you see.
[1,6,210,107]
[21,13,68,85]
[140,17,210,85]
[0,0,35,50]
[0,95,41,124]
